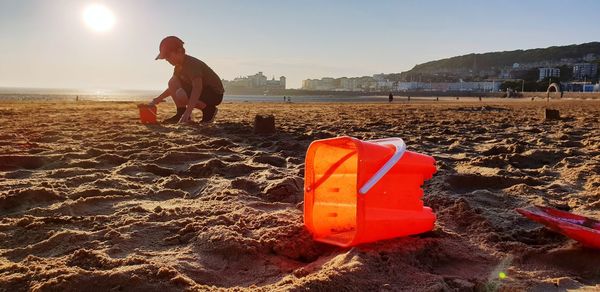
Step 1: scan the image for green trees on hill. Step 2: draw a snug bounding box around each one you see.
[408,42,600,74]
[558,65,574,81]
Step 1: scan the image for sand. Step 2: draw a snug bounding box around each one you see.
[0,99,599,291]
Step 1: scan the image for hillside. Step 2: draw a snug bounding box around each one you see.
[406,42,600,74]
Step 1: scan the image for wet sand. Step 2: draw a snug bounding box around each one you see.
[0,99,599,291]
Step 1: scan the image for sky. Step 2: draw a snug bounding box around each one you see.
[1,0,600,91]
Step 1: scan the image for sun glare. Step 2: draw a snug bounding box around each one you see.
[83,4,115,32]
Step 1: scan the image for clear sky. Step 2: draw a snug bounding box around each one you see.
[1,0,599,91]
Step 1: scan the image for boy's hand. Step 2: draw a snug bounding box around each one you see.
[178,108,193,123]
[148,98,159,106]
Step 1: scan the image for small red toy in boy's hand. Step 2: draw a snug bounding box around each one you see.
[516,206,600,249]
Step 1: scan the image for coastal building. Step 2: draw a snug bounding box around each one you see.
[304,75,501,92]
[450,81,499,92]
[397,82,423,91]
[538,67,560,81]
[573,63,598,80]
[248,72,267,88]
[302,76,376,91]
[301,79,316,90]
[319,78,337,90]
[373,74,394,90]
[583,83,596,92]
[499,69,513,79]
[223,72,286,91]
[302,78,335,90]
[397,81,499,92]
[431,83,450,91]
[266,76,286,90]
[340,77,362,91]
[356,76,377,91]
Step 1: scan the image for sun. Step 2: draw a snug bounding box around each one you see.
[83,4,115,32]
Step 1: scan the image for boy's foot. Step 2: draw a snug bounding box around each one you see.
[201,106,218,123]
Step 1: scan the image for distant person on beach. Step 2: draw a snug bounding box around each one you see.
[149,36,224,124]
[388,92,393,103]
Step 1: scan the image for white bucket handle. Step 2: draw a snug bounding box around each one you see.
[358,138,406,195]
[139,104,158,116]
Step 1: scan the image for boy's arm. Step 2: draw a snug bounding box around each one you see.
[187,77,203,108]
[179,77,203,123]
[151,88,170,105]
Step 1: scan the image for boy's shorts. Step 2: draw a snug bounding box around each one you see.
[181,80,223,107]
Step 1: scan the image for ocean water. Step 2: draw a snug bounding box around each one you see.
[0,88,502,103]
[0,92,474,103]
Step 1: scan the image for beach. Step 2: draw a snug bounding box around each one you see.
[1,99,599,291]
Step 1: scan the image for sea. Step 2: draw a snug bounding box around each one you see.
[0,88,482,103]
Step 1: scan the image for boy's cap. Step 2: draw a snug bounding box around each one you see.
[155,36,184,60]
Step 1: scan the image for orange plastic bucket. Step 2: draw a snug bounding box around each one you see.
[304,136,436,247]
[137,104,157,124]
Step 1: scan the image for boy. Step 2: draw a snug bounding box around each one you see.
[149,36,224,123]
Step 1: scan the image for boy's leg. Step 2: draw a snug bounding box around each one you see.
[166,77,221,124]
[200,105,218,123]
[164,77,207,123]
[168,76,187,108]
[198,88,223,123]
[169,76,208,109]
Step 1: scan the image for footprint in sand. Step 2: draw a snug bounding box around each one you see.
[158,175,207,194]
[252,154,287,167]
[507,149,567,169]
[0,155,46,171]
[445,174,542,194]
[230,178,261,194]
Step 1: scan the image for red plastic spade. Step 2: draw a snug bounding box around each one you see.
[516,206,600,249]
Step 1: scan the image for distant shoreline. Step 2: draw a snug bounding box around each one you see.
[2,87,599,100]
[1,93,598,103]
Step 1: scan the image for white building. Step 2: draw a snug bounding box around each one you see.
[369,75,390,90]
[538,67,560,81]
[248,72,267,87]
[573,63,598,80]
[224,72,285,90]
[265,76,286,90]
[301,78,336,90]
[301,79,318,90]
[397,82,425,91]
[397,81,500,92]
[340,77,360,91]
